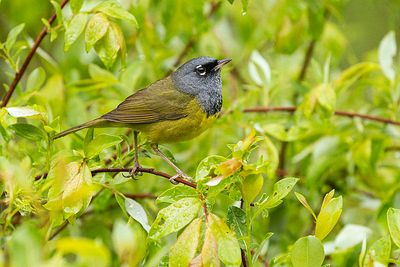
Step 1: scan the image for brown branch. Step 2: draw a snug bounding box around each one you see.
[1,0,70,107]
[93,167,198,188]
[297,39,316,82]
[243,106,400,127]
[123,193,157,199]
[35,166,197,188]
[49,221,69,240]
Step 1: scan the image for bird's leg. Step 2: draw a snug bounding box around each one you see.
[129,131,142,177]
[151,144,191,184]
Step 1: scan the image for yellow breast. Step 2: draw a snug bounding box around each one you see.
[135,99,218,144]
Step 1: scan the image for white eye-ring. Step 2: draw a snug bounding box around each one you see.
[195,65,206,76]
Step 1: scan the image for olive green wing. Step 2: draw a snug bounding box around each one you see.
[102,78,194,124]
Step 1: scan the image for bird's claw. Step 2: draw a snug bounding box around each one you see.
[122,164,143,179]
[169,172,192,185]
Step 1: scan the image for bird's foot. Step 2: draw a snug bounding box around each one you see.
[169,171,192,185]
[122,163,143,179]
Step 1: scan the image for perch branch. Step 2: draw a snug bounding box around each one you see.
[1,0,70,107]
[243,106,400,126]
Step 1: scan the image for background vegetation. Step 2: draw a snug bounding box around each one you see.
[1,0,400,266]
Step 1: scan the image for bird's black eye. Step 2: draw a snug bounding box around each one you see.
[195,65,206,76]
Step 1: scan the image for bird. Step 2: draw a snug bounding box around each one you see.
[54,56,231,183]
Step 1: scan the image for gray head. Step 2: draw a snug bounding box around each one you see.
[171,56,231,116]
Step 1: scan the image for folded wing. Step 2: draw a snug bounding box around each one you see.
[102,77,194,124]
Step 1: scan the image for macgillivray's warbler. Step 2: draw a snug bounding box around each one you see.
[54,56,231,183]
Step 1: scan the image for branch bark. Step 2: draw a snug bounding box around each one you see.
[243,106,400,127]
[1,0,70,107]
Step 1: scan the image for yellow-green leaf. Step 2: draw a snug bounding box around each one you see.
[315,193,342,240]
[209,213,241,266]
[169,218,202,267]
[94,0,138,26]
[64,13,88,51]
[84,134,122,159]
[201,225,220,267]
[295,192,317,220]
[56,237,110,267]
[387,208,400,248]
[241,174,263,203]
[112,220,147,266]
[85,13,109,52]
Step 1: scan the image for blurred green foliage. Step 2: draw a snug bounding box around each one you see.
[2,0,400,266]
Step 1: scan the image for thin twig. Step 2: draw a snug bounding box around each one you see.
[243,106,400,127]
[49,221,68,240]
[0,0,70,107]
[123,193,157,199]
[297,39,316,82]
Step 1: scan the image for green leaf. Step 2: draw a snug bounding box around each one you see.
[149,197,201,240]
[363,236,391,266]
[248,50,271,86]
[84,134,122,159]
[201,225,220,266]
[112,220,147,266]
[156,185,197,204]
[88,64,118,82]
[6,106,41,118]
[359,236,367,267]
[85,13,110,52]
[227,206,247,242]
[260,177,298,209]
[252,177,298,221]
[195,155,227,182]
[387,208,400,248]
[378,31,396,81]
[241,0,248,14]
[8,223,43,267]
[115,193,128,216]
[94,0,138,26]
[335,62,379,91]
[169,218,202,267]
[209,213,241,266]
[307,3,324,39]
[317,84,336,114]
[295,192,317,220]
[291,236,325,267]
[70,0,84,14]
[94,25,120,68]
[9,123,45,141]
[84,128,94,150]
[5,23,25,52]
[50,1,63,26]
[110,22,126,67]
[252,232,273,264]
[241,174,263,203]
[26,67,46,91]
[315,191,342,240]
[125,198,150,232]
[55,237,110,267]
[64,13,88,51]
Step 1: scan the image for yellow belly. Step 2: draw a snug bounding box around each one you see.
[134,99,218,144]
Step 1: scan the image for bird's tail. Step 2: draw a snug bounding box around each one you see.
[53,118,106,139]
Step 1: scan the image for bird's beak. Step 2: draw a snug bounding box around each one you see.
[213,58,232,71]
